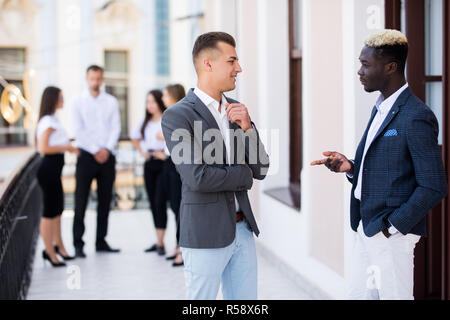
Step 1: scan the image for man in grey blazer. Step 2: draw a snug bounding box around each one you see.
[161,32,269,300]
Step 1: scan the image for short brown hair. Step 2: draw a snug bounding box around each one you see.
[86,65,104,74]
[192,32,236,64]
[165,84,186,103]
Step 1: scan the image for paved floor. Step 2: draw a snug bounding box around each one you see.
[27,209,312,300]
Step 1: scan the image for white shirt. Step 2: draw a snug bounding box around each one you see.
[354,83,409,201]
[36,114,70,151]
[193,87,240,212]
[71,89,121,155]
[164,143,170,157]
[131,118,166,151]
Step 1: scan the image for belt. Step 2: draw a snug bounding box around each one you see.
[236,211,244,222]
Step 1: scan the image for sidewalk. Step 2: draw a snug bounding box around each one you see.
[27,209,313,300]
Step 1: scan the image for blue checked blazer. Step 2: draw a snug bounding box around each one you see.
[348,87,448,237]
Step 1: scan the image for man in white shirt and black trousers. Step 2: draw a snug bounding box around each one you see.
[71,65,122,257]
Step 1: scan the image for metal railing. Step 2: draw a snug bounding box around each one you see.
[0,151,42,300]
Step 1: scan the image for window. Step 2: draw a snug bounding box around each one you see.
[104,50,128,138]
[0,48,27,146]
[264,0,302,210]
[155,0,170,76]
[289,0,302,209]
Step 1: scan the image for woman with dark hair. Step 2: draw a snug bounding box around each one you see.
[36,86,79,267]
[131,90,168,255]
[161,84,186,267]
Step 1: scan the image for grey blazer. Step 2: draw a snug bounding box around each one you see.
[161,89,270,249]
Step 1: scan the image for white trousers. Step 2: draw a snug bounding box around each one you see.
[348,221,421,300]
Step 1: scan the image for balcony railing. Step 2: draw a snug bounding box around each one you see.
[0,151,41,300]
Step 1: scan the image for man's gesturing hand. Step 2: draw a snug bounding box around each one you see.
[310,151,354,174]
[225,103,252,132]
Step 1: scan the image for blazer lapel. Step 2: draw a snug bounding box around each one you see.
[224,95,246,166]
[353,87,412,185]
[355,106,378,164]
[370,87,412,144]
[228,121,241,165]
[188,89,228,164]
[188,89,220,131]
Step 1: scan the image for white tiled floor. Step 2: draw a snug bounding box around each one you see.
[27,209,312,300]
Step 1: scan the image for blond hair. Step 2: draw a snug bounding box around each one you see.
[364,29,408,48]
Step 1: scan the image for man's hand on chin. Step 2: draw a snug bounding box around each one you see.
[94,148,110,164]
[225,103,252,132]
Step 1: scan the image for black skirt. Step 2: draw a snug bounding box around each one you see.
[37,154,65,218]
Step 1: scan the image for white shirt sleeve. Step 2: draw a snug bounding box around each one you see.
[71,98,100,154]
[42,116,57,130]
[130,119,144,140]
[388,218,400,234]
[37,116,55,141]
[105,98,121,152]
[346,160,355,179]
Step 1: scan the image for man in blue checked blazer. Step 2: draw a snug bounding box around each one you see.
[312,30,447,300]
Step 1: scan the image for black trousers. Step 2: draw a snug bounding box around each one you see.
[37,154,65,218]
[73,149,116,249]
[144,157,167,229]
[163,156,182,244]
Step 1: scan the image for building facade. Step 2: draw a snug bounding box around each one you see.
[0,0,179,144]
[1,0,449,300]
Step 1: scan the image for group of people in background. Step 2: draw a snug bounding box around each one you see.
[130,84,186,266]
[35,64,186,268]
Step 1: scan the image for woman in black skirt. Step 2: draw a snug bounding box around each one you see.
[36,86,79,267]
[161,84,186,267]
[131,90,167,255]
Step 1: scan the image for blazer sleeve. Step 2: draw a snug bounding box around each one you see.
[346,160,355,184]
[388,107,448,234]
[161,107,254,193]
[243,121,270,180]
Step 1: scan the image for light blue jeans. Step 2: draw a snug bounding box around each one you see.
[180,221,258,300]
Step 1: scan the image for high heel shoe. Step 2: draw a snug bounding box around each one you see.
[54,245,75,261]
[172,252,184,267]
[42,250,66,267]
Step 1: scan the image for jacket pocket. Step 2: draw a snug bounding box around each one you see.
[183,191,218,204]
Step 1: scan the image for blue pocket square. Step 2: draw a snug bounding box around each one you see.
[384,129,398,137]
